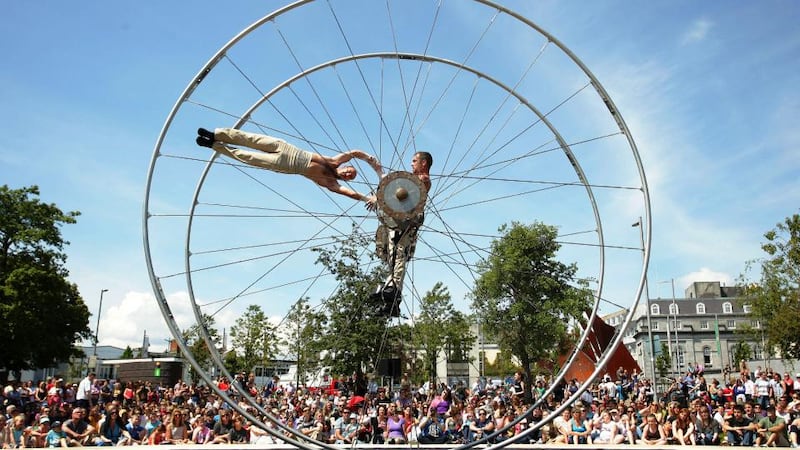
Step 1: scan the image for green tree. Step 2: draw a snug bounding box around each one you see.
[444,311,474,363]
[230,304,278,374]
[740,214,800,360]
[182,313,221,383]
[471,221,592,403]
[483,350,520,378]
[413,282,474,382]
[731,341,752,369]
[0,185,91,380]
[655,342,672,380]
[313,225,390,377]
[120,346,134,359]
[284,297,327,386]
[223,350,244,375]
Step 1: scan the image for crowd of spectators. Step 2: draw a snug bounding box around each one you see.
[2,362,800,447]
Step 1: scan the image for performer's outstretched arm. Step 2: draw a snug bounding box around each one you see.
[330,150,384,177]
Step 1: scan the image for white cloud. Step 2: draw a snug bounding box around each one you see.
[94,288,293,358]
[681,19,713,45]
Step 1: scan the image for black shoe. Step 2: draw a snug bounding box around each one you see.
[196,136,214,148]
[198,128,215,139]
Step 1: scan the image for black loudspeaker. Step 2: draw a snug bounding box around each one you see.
[377,358,401,377]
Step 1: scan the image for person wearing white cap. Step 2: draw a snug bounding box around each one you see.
[339,413,360,444]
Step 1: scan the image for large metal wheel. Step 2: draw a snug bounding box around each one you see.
[143,0,651,446]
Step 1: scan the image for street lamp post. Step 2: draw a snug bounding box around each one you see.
[633,218,657,398]
[657,279,680,379]
[668,279,679,377]
[93,289,108,373]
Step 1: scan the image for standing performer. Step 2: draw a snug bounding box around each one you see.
[196,127,383,208]
[378,151,432,294]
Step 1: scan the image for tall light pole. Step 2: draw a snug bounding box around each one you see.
[633,218,656,397]
[92,289,108,372]
[669,279,679,377]
[658,279,679,379]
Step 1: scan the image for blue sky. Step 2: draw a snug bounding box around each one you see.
[2,1,798,352]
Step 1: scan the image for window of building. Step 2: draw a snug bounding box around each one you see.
[676,345,685,370]
[675,320,683,329]
[651,321,659,331]
[743,304,752,314]
[727,319,736,329]
[669,303,679,315]
[651,304,660,315]
[696,303,706,314]
[723,302,733,314]
[753,345,763,361]
[700,320,709,330]
[703,346,712,367]
[751,320,760,329]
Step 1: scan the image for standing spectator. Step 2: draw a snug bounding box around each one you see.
[756,372,772,408]
[75,373,95,410]
[510,371,527,405]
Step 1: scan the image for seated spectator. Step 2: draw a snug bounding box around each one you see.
[46,421,69,448]
[567,407,592,444]
[639,413,666,445]
[755,405,790,447]
[229,416,249,443]
[694,407,721,445]
[384,407,406,444]
[190,414,213,444]
[723,404,756,446]
[418,407,448,444]
[96,408,132,446]
[62,407,94,446]
[592,410,621,444]
[672,407,696,445]
[148,423,167,445]
[211,410,233,444]
[165,409,190,444]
